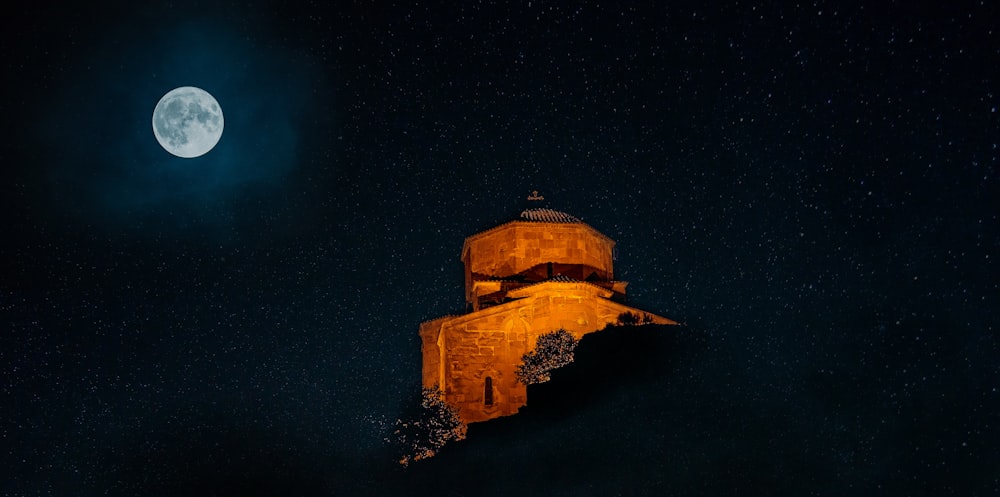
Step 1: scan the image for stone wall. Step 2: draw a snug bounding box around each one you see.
[462,222,616,283]
[420,282,677,424]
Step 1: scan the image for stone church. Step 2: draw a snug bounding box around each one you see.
[419,207,677,424]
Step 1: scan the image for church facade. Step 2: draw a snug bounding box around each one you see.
[419,208,677,423]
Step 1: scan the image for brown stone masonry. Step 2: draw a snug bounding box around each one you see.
[419,209,677,424]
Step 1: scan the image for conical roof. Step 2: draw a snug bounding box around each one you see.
[519,208,582,224]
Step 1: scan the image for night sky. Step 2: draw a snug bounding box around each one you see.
[2,1,999,495]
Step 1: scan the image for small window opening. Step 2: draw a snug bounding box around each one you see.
[484,376,494,406]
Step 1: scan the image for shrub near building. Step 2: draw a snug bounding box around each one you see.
[515,329,578,385]
[392,385,467,466]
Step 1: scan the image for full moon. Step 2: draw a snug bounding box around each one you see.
[152,86,224,158]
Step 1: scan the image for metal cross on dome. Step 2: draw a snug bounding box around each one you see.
[527,190,544,201]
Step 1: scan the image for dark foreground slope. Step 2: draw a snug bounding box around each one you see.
[395,324,704,495]
[392,320,998,497]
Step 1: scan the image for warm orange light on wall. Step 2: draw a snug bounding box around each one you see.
[420,209,676,424]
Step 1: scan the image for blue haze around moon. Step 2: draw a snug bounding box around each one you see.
[33,19,327,231]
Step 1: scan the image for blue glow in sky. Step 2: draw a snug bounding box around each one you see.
[35,19,327,230]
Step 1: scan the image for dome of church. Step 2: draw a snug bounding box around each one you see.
[519,208,582,224]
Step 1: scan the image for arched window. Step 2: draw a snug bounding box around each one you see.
[484,376,494,406]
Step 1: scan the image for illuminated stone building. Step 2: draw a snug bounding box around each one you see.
[419,208,677,424]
